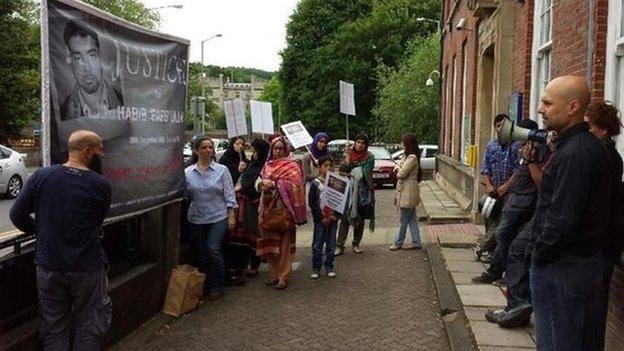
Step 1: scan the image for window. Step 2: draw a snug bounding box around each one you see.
[460,41,470,165]
[530,0,553,122]
[0,146,12,159]
[606,0,624,157]
[451,55,457,159]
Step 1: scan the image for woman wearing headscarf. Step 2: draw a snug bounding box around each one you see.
[218,136,249,185]
[256,137,307,290]
[302,132,330,183]
[223,139,271,284]
[335,132,375,256]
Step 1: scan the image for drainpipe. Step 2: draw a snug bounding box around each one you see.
[586,0,595,90]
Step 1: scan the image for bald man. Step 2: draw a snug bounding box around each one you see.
[530,76,611,351]
[10,130,112,350]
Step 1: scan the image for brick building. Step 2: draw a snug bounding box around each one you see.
[438,0,624,348]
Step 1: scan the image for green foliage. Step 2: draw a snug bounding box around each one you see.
[189,63,274,83]
[0,0,40,143]
[258,76,282,127]
[374,33,440,144]
[84,0,160,30]
[280,0,440,140]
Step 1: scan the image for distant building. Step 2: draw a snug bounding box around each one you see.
[206,73,266,110]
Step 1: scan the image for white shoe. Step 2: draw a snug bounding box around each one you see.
[310,272,320,279]
[327,270,336,278]
[352,246,363,254]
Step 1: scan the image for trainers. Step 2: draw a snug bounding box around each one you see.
[485,309,507,324]
[352,246,363,254]
[335,247,345,256]
[471,272,500,284]
[310,271,320,279]
[403,244,422,250]
[389,244,402,251]
[327,269,336,278]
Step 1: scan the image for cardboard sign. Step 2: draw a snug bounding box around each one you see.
[320,172,351,214]
[224,99,248,138]
[339,80,356,116]
[250,100,274,134]
[281,121,313,149]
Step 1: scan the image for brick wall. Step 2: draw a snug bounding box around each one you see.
[511,0,534,119]
[440,0,478,159]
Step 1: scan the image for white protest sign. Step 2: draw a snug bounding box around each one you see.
[320,172,351,214]
[339,80,356,116]
[223,99,248,138]
[250,100,274,134]
[281,121,313,149]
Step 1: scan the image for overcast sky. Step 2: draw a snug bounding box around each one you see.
[141,0,301,72]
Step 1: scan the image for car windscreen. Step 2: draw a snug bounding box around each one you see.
[369,146,392,160]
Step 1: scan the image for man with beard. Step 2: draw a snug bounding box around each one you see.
[61,19,123,121]
[10,130,112,350]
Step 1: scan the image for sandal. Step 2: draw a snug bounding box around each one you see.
[276,281,288,290]
[265,278,278,286]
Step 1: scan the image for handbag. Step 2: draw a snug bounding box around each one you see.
[92,269,112,335]
[259,190,294,232]
[357,182,375,219]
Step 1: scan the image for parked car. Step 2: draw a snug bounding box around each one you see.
[0,145,27,199]
[369,145,397,188]
[392,144,438,172]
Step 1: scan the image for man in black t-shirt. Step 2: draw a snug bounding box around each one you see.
[10,130,112,350]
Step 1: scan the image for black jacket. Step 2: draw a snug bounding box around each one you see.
[532,122,612,266]
[602,137,624,261]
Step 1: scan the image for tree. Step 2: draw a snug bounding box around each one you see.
[280,0,440,140]
[374,33,440,143]
[258,76,282,127]
[0,0,40,143]
[84,0,160,30]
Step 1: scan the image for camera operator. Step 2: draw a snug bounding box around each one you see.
[472,119,542,285]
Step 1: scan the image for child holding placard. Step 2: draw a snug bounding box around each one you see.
[308,155,339,279]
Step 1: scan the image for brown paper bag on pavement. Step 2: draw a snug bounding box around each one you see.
[162,265,206,317]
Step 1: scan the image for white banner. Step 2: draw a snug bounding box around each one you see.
[339,80,356,116]
[281,121,313,149]
[224,99,248,138]
[320,172,351,214]
[250,100,274,134]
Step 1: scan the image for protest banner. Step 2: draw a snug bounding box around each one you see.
[320,172,351,214]
[41,0,189,218]
[250,100,274,135]
[281,121,313,149]
[224,99,248,138]
[339,80,355,140]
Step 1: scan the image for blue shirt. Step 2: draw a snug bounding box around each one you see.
[185,162,237,225]
[480,139,521,188]
[9,165,111,272]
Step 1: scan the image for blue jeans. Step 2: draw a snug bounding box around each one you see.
[191,219,227,294]
[312,221,337,271]
[505,226,532,310]
[530,254,603,351]
[37,265,108,351]
[487,209,532,278]
[393,208,421,247]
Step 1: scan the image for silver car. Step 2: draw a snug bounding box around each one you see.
[0,145,28,199]
[392,144,438,172]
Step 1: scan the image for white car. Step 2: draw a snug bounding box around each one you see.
[392,144,438,172]
[0,145,28,199]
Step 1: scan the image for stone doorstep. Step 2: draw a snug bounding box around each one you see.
[479,346,536,351]
[441,248,475,261]
[445,260,486,273]
[456,284,507,307]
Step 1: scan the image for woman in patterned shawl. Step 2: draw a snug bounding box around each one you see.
[256,136,306,290]
[335,132,375,256]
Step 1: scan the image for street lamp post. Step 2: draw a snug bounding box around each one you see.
[416,17,440,31]
[200,33,223,132]
[426,70,441,87]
